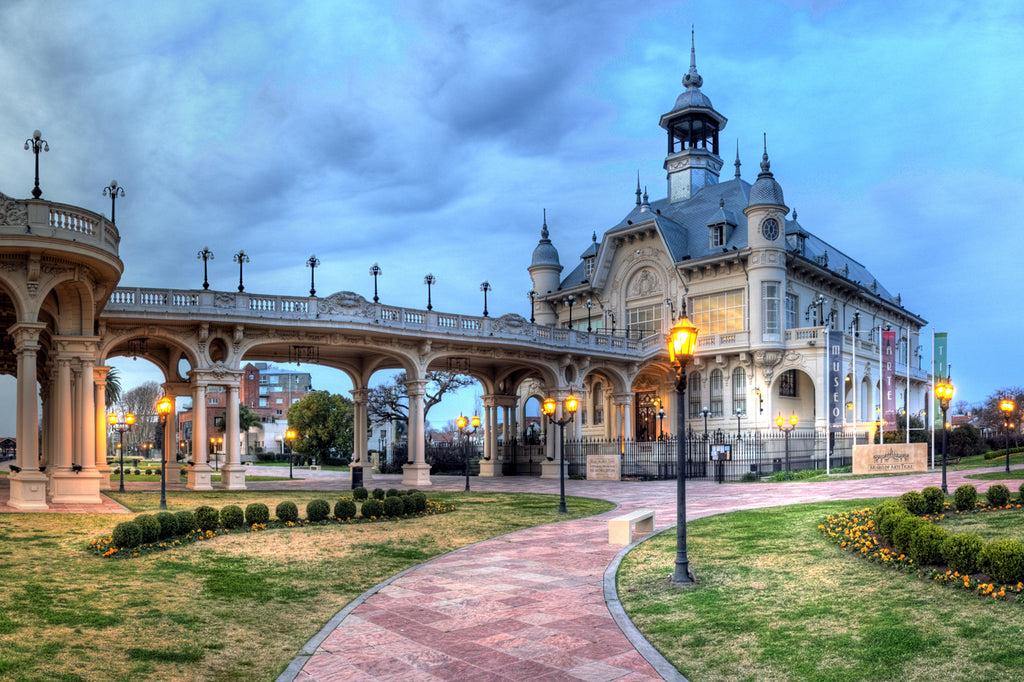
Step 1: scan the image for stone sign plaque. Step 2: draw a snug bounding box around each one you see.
[587,454,620,481]
[853,443,928,475]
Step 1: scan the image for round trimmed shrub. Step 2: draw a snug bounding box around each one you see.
[307,499,331,522]
[943,533,983,574]
[877,507,909,544]
[402,495,418,515]
[112,521,143,549]
[174,510,197,535]
[155,511,177,539]
[353,486,369,501]
[360,498,383,519]
[334,499,357,520]
[899,490,926,516]
[135,514,161,544]
[385,488,400,498]
[979,538,1024,584]
[407,489,420,497]
[987,484,1011,508]
[411,492,427,513]
[245,502,270,526]
[954,484,978,512]
[276,501,299,523]
[195,505,220,531]
[892,516,926,554]
[220,505,244,529]
[908,524,948,565]
[372,488,385,500]
[383,496,404,517]
[1019,481,1024,502]
[921,486,945,514]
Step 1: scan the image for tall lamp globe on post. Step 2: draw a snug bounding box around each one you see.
[541,394,579,514]
[1000,398,1015,474]
[285,429,297,479]
[156,396,173,510]
[667,310,699,585]
[935,379,954,493]
[456,414,481,491]
[775,413,798,480]
[108,411,135,493]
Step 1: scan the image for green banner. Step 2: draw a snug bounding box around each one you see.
[933,332,948,429]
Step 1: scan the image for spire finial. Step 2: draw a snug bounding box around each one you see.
[643,186,649,205]
[719,196,725,208]
[793,208,798,221]
[682,25,703,89]
[592,231,597,243]
[760,133,770,173]
[734,139,741,179]
[541,208,549,240]
[635,171,642,206]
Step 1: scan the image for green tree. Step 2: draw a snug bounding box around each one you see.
[949,423,986,458]
[286,391,354,464]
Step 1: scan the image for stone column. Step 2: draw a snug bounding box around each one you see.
[402,379,432,486]
[52,357,103,504]
[219,383,246,490]
[93,366,111,489]
[479,396,502,477]
[350,388,373,484]
[55,357,73,469]
[9,323,48,510]
[188,383,213,490]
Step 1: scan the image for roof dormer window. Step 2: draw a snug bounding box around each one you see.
[709,224,724,248]
[584,256,595,281]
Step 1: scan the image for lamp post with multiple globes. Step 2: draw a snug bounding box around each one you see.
[1000,398,1015,474]
[667,309,699,585]
[156,397,173,510]
[197,247,214,290]
[541,395,579,514]
[369,263,382,303]
[108,411,135,493]
[286,429,297,479]
[456,414,481,491]
[775,414,798,480]
[935,379,954,493]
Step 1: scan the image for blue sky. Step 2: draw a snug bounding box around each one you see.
[1,0,1022,432]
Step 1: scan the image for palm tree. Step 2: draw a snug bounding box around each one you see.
[105,367,122,408]
[238,403,263,457]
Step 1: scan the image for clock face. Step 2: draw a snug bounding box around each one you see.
[761,218,780,241]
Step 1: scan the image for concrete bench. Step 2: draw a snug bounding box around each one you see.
[308,465,321,471]
[608,509,655,545]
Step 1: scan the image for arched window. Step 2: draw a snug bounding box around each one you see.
[688,372,702,418]
[593,382,604,425]
[710,370,723,416]
[732,367,746,415]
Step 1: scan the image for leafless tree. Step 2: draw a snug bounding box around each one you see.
[366,371,476,426]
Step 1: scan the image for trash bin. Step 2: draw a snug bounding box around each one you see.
[351,466,363,489]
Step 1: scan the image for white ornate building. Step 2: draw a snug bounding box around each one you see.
[528,38,930,442]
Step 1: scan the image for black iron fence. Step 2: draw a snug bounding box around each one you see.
[381,441,481,476]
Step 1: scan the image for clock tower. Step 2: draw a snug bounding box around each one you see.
[744,141,789,347]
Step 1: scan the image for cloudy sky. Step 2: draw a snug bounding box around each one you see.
[1,0,1022,430]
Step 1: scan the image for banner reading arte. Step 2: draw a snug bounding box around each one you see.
[882,330,896,431]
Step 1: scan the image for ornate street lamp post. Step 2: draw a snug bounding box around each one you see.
[457,414,481,491]
[668,309,699,584]
[775,413,798,480]
[197,247,214,290]
[24,129,49,199]
[585,298,593,332]
[735,407,744,438]
[369,263,382,303]
[307,255,320,296]
[108,411,135,493]
[424,274,436,311]
[527,289,536,323]
[209,436,224,471]
[657,406,666,440]
[234,250,250,292]
[700,407,710,442]
[102,180,125,225]
[935,379,954,493]
[286,428,297,479]
[565,295,575,329]
[481,281,491,317]
[156,397,173,510]
[541,395,579,514]
[1000,398,1015,474]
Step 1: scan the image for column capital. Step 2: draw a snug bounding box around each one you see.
[93,365,111,383]
[404,379,429,396]
[350,388,370,402]
[10,321,46,350]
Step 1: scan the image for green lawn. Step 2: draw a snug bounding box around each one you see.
[618,499,1024,682]
[0,489,612,681]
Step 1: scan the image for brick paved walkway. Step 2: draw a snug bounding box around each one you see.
[276,467,1018,682]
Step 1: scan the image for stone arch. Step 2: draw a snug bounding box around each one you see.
[36,271,98,336]
[99,329,201,383]
[770,366,816,426]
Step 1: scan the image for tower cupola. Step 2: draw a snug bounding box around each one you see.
[659,30,727,203]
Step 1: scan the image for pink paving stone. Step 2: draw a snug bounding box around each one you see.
[427,659,508,682]
[602,649,659,673]
[463,649,523,670]
[396,648,457,669]
[350,655,417,677]
[566,660,637,682]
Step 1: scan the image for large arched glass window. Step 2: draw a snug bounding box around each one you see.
[688,372,702,418]
[732,367,746,415]
[709,370,723,416]
[593,382,604,425]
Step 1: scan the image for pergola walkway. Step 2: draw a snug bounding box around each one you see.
[272,468,1012,682]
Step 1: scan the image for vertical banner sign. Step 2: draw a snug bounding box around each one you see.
[828,331,843,432]
[933,332,948,429]
[882,331,896,431]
